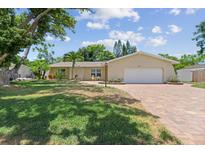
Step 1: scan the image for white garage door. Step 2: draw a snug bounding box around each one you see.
[124,68,163,83]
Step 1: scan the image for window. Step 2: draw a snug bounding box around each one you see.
[91,68,101,77]
[57,68,66,76]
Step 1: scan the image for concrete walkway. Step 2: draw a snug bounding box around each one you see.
[82,81,205,144]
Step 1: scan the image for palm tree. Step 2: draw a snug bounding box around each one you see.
[63,51,83,79]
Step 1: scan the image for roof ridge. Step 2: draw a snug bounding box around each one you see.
[107,51,179,64]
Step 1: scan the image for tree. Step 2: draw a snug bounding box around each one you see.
[193,21,205,55]
[113,41,118,57]
[159,53,205,71]
[96,50,115,61]
[78,44,114,61]
[63,51,84,79]
[0,8,86,84]
[159,53,179,61]
[113,40,137,57]
[25,43,55,80]
[0,9,32,66]
[122,44,127,56]
[53,56,64,63]
[126,40,132,54]
[176,54,205,70]
[0,8,86,68]
[34,43,55,79]
[117,40,123,57]
[113,40,123,57]
[28,60,49,79]
[36,43,55,64]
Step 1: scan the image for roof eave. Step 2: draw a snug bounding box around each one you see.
[107,51,179,64]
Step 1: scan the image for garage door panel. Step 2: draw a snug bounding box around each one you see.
[124,68,163,83]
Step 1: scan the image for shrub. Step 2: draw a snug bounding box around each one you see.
[55,72,63,80]
[109,78,123,83]
[48,74,53,79]
[168,76,180,82]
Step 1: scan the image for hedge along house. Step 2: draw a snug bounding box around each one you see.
[48,51,178,83]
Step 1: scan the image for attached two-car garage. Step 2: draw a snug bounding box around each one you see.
[107,51,178,84]
[124,68,163,83]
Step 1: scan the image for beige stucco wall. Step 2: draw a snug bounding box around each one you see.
[71,67,105,80]
[49,67,105,81]
[107,54,176,82]
[48,67,70,79]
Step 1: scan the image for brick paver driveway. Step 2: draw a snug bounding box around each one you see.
[110,84,205,144]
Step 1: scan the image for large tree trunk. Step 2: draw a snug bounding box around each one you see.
[28,9,53,34]
[0,53,9,65]
[0,9,54,84]
[42,70,46,79]
[10,9,53,77]
[0,9,53,66]
[8,46,31,81]
[0,68,17,85]
[14,47,31,70]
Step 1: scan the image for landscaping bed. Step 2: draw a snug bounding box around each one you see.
[167,82,184,85]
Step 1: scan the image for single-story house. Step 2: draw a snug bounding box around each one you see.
[9,64,35,79]
[177,64,205,82]
[49,51,178,83]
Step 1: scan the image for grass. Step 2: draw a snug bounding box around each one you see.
[192,82,205,89]
[0,80,180,145]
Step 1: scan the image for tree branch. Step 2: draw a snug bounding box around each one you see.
[28,8,53,33]
[0,53,9,65]
[18,13,34,29]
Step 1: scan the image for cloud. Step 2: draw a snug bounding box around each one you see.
[45,35,71,42]
[152,26,162,33]
[109,30,145,45]
[169,8,181,16]
[45,35,54,41]
[86,21,109,30]
[81,30,145,50]
[81,39,116,50]
[185,8,199,15]
[78,8,140,23]
[147,36,167,47]
[168,24,182,33]
[137,26,143,31]
[64,36,71,42]
[165,31,170,35]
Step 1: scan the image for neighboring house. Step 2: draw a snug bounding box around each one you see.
[177,64,205,82]
[9,64,35,79]
[49,51,178,83]
[0,64,34,85]
[17,65,35,78]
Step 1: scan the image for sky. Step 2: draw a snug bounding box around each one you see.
[25,8,205,60]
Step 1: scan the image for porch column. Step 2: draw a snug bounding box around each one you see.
[105,62,108,87]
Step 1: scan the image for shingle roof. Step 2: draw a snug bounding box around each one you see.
[50,61,105,68]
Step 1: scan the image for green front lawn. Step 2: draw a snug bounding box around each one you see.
[0,80,180,144]
[192,82,205,89]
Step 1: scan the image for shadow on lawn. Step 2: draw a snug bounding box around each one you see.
[0,95,159,144]
[0,81,179,144]
[1,80,103,97]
